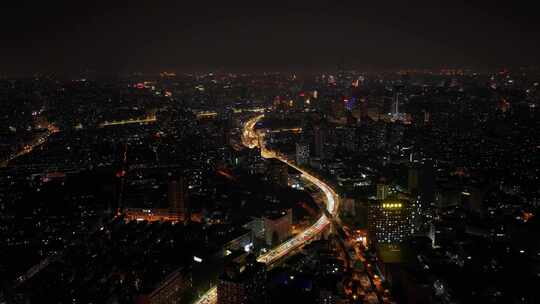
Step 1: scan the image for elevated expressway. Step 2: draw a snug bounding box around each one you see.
[194,114,340,304]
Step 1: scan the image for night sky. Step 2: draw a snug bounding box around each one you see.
[2,0,539,75]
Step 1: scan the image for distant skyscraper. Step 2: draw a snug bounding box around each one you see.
[391,89,401,118]
[351,81,369,124]
[313,121,327,159]
[424,111,431,124]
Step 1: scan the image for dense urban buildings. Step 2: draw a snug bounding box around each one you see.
[0,68,537,304]
[1,2,540,304]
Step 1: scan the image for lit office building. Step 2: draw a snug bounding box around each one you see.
[367,199,412,245]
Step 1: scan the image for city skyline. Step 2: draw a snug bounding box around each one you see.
[1,2,539,304]
[2,1,540,75]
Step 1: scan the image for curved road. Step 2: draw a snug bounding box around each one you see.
[194,114,340,304]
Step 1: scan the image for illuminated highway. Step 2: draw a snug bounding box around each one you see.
[194,114,339,304]
[99,114,156,127]
[241,114,265,149]
[1,124,58,167]
[195,286,217,304]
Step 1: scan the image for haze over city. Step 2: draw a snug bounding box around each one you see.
[2,1,540,75]
[1,1,539,304]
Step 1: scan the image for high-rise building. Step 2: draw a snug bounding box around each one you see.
[391,85,404,119]
[410,197,424,234]
[408,166,420,194]
[295,141,310,165]
[376,183,391,200]
[263,209,292,246]
[419,159,436,205]
[168,176,188,217]
[313,121,327,159]
[218,257,267,304]
[392,92,400,117]
[367,199,412,245]
[267,159,288,187]
[409,160,436,235]
[351,80,369,124]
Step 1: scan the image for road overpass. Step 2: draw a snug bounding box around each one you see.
[194,114,340,304]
